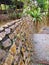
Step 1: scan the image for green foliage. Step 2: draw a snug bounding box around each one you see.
[0,4,9,10]
[1,4,6,10]
[9,11,22,19]
[23,0,49,22]
[24,6,42,22]
[28,9,42,22]
[9,12,17,19]
[16,13,22,18]
[38,64,42,65]
[11,0,17,5]
[37,0,48,12]
[9,5,16,9]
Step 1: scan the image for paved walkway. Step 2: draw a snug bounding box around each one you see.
[39,27,49,34]
[31,34,49,64]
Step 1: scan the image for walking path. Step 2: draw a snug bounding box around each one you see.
[39,27,49,34]
[31,34,49,64]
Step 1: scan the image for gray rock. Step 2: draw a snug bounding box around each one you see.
[3,25,8,28]
[0,27,4,32]
[13,30,17,36]
[0,32,6,41]
[0,49,6,60]
[10,25,15,32]
[2,39,11,48]
[9,33,14,40]
[5,28,11,34]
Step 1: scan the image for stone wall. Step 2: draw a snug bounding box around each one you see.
[3,17,33,65]
[0,16,35,65]
[0,19,22,48]
[0,19,23,64]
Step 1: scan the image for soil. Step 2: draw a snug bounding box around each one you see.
[0,20,13,27]
[0,14,18,27]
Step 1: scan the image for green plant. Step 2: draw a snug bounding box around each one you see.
[9,12,17,20]
[38,64,42,65]
[16,13,22,19]
[22,0,43,22]
[37,0,48,13]
[23,0,49,18]
[26,7,42,22]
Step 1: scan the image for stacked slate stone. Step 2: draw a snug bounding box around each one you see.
[3,30,33,65]
[9,16,34,65]
[0,16,34,65]
[0,19,22,65]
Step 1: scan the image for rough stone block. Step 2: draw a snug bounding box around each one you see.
[10,25,15,32]
[13,30,17,36]
[0,27,4,32]
[5,28,11,34]
[3,24,8,28]
[9,33,14,40]
[9,43,16,55]
[2,39,11,48]
[0,49,6,60]
[0,32,6,41]
[4,53,14,65]
[14,23,18,28]
[14,22,20,28]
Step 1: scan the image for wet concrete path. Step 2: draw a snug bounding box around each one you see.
[31,34,49,64]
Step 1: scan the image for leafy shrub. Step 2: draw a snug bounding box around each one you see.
[9,12,17,20]
[9,11,22,20]
[37,0,48,13]
[23,5,43,22]
[16,13,22,19]
[22,0,49,22]
[26,7,42,22]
